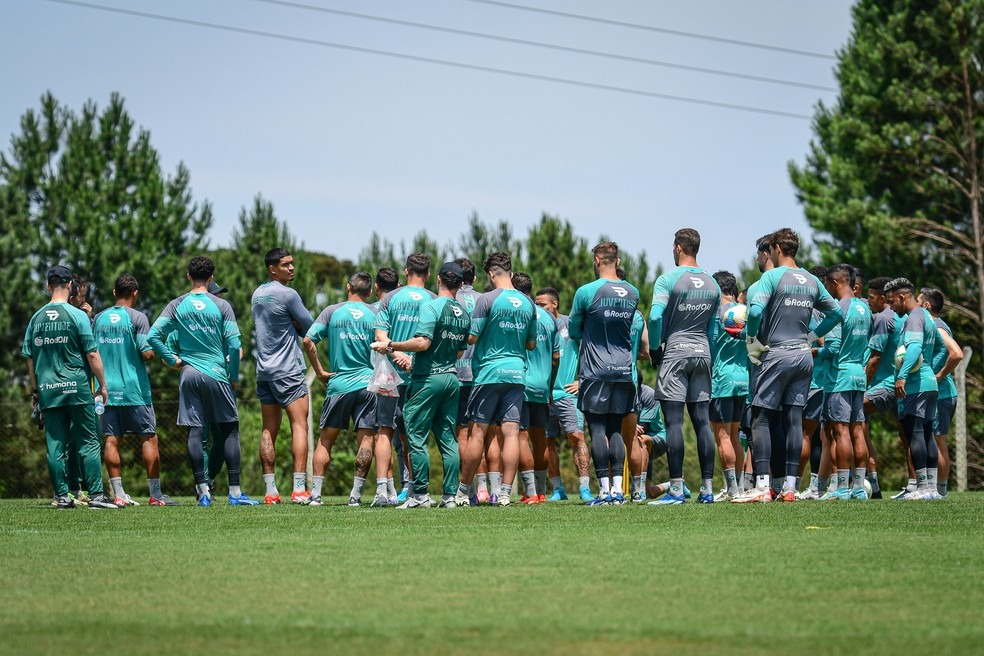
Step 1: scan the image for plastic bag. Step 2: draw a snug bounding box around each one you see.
[367,352,404,396]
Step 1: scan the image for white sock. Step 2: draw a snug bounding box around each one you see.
[783,475,796,491]
[724,468,738,495]
[916,468,929,490]
[669,477,684,497]
[387,478,396,497]
[350,476,366,499]
[599,476,611,495]
[743,472,755,491]
[229,485,242,497]
[489,472,503,495]
[927,468,938,491]
[578,475,590,490]
[755,474,770,490]
[195,482,210,498]
[631,475,645,495]
[550,475,564,492]
[312,476,325,498]
[521,470,536,496]
[148,478,162,498]
[808,473,818,491]
[263,473,278,496]
[376,478,388,495]
[612,475,623,494]
[293,472,306,493]
[534,470,548,495]
[500,483,512,499]
[477,473,489,493]
[852,467,867,490]
[836,469,850,490]
[110,477,125,498]
[906,477,917,492]
[700,478,713,496]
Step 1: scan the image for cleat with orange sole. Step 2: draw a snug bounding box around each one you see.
[263,494,283,505]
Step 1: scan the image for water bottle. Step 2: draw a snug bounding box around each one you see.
[94,397,105,416]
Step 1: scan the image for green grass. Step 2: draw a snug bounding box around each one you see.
[1,495,983,655]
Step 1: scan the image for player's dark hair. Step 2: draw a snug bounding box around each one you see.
[920,287,945,314]
[808,265,827,280]
[188,256,216,283]
[884,277,915,294]
[615,266,627,281]
[439,268,463,291]
[674,228,701,256]
[265,248,291,269]
[114,274,139,299]
[483,252,512,275]
[405,253,430,277]
[770,228,799,257]
[454,257,476,284]
[349,272,372,297]
[827,263,855,289]
[592,241,619,265]
[852,266,866,289]
[712,270,738,298]
[868,276,892,294]
[535,287,559,305]
[756,234,773,253]
[513,272,533,296]
[375,267,399,293]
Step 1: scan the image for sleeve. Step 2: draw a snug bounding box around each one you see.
[818,323,841,359]
[21,317,34,359]
[550,317,560,354]
[897,312,925,379]
[305,307,334,345]
[867,312,890,354]
[470,293,492,338]
[286,289,314,336]
[219,300,241,340]
[525,300,538,344]
[567,286,589,342]
[131,309,153,353]
[745,273,776,338]
[375,292,393,332]
[148,301,180,366]
[706,292,721,344]
[648,274,672,348]
[74,309,97,353]
[812,285,843,337]
[414,300,439,340]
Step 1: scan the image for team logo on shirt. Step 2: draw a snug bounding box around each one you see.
[110,314,121,324]
[190,299,207,311]
[408,292,423,301]
[349,308,365,320]
[45,310,59,321]
[793,273,808,284]
[689,278,705,289]
[612,286,628,297]
[451,305,463,317]
[508,296,523,308]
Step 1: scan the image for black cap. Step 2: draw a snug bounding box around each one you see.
[46,265,73,284]
[207,280,228,295]
[438,262,464,284]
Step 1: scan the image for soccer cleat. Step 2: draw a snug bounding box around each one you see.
[819,489,851,501]
[891,488,914,500]
[925,489,943,500]
[453,491,471,507]
[778,490,797,503]
[850,487,869,501]
[307,495,323,507]
[437,496,457,509]
[796,488,820,501]
[631,491,645,504]
[537,493,546,503]
[469,494,479,506]
[579,487,595,502]
[54,495,76,509]
[713,488,731,502]
[370,493,390,508]
[489,493,499,505]
[586,495,610,506]
[730,487,772,504]
[496,494,511,507]
[228,493,260,506]
[871,490,883,499]
[522,495,540,505]
[387,495,398,506]
[74,491,90,507]
[477,488,490,503]
[197,494,212,507]
[697,493,715,504]
[113,494,139,507]
[263,494,282,505]
[148,495,179,506]
[547,489,568,501]
[396,488,409,503]
[648,492,685,505]
[291,490,311,504]
[87,494,120,510]
[682,484,692,499]
[397,495,434,509]
[610,492,626,506]
[347,496,361,507]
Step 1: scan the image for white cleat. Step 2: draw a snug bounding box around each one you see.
[397,495,434,509]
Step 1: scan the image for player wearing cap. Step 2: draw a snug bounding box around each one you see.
[94,274,176,506]
[24,265,118,509]
[569,241,640,506]
[374,255,437,505]
[536,287,594,502]
[455,252,537,507]
[372,262,471,508]
[252,248,315,505]
[648,229,720,505]
[733,229,843,503]
[148,256,254,506]
[303,272,384,506]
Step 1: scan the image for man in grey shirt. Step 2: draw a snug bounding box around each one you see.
[252,248,314,504]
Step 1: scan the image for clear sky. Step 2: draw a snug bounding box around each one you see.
[2,0,855,275]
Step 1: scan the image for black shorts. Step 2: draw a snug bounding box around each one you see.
[375,385,406,429]
[520,402,549,430]
[935,397,957,436]
[467,383,523,425]
[101,404,156,437]
[577,379,637,416]
[177,366,238,426]
[256,372,308,408]
[709,395,745,424]
[320,389,377,430]
[457,385,472,427]
[804,388,824,422]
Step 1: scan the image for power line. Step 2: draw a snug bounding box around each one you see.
[462,0,838,61]
[44,0,814,121]
[249,0,836,92]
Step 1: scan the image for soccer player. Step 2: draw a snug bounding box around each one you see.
[148,256,254,506]
[302,272,385,506]
[797,265,830,500]
[820,264,873,501]
[569,241,640,506]
[94,274,176,506]
[514,273,559,504]
[918,287,963,497]
[252,248,315,505]
[634,383,668,502]
[452,258,487,501]
[24,265,118,509]
[371,262,471,508]
[454,252,537,507]
[536,287,594,502]
[862,276,902,498]
[733,228,842,503]
[709,271,748,501]
[885,277,940,498]
[372,267,400,502]
[374,254,437,505]
[648,229,720,505]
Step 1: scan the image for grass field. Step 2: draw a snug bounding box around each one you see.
[1,495,983,655]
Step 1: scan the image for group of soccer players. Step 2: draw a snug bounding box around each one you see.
[22,226,963,509]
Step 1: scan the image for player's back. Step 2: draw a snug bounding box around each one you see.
[932,316,957,398]
[310,301,378,395]
[23,302,93,407]
[454,284,480,384]
[569,279,639,382]
[376,285,437,343]
[900,308,939,394]
[470,288,536,385]
[158,292,238,382]
[411,296,470,379]
[753,267,837,348]
[832,297,872,392]
[525,307,559,403]
[552,314,578,400]
[251,281,312,381]
[93,305,153,406]
[652,266,719,359]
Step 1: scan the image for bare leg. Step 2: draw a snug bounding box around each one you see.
[259,403,282,475]
[104,435,123,479]
[284,395,309,474]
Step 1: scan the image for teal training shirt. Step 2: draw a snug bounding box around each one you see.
[831,297,872,393]
[412,296,471,380]
[867,307,902,392]
[638,384,667,438]
[897,308,939,394]
[552,314,579,401]
[630,310,645,384]
[306,301,378,396]
[649,266,720,361]
[148,292,241,384]
[932,316,957,400]
[454,284,480,384]
[93,305,154,406]
[568,278,640,383]
[22,302,96,409]
[711,302,749,399]
[525,307,560,403]
[469,288,537,386]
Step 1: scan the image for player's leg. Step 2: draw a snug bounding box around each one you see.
[710,398,735,500]
[518,406,537,503]
[584,412,612,503]
[499,420,521,506]
[629,428,649,502]
[606,411,628,504]
[348,430,374,507]
[846,393,869,499]
[486,426,503,502]
[282,393,311,503]
[69,403,115,508]
[258,400,283,503]
[685,400,716,503]
[529,418,549,502]
[545,412,567,501]
[456,421,492,505]
[935,397,956,497]
[310,426,340,506]
[924,394,940,497]
[400,378,438,508]
[103,432,126,503]
[432,380,461,507]
[657,400,687,503]
[43,407,73,504]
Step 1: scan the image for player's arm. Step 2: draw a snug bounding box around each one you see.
[525,305,537,351]
[147,303,182,369]
[382,336,432,353]
[638,319,651,362]
[936,327,963,381]
[647,275,671,349]
[811,288,844,338]
[26,357,37,392]
[302,335,331,383]
[468,294,490,345]
[567,286,589,343]
[219,303,242,388]
[865,351,882,385]
[287,291,315,336]
[86,350,109,403]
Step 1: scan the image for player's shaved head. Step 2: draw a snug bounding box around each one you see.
[483,252,512,275]
[827,263,855,288]
[348,272,372,297]
[375,267,399,293]
[673,229,701,256]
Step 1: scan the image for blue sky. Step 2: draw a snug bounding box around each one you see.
[3,0,855,275]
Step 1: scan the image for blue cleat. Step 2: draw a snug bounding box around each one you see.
[489,493,498,506]
[469,494,479,507]
[697,493,715,504]
[610,492,626,506]
[547,489,568,501]
[819,488,851,501]
[648,493,686,506]
[579,486,595,502]
[228,493,260,506]
[396,488,409,503]
[683,484,692,499]
[585,495,610,506]
[197,494,211,507]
